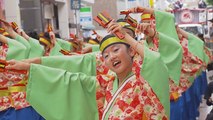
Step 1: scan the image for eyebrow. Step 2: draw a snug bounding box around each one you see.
[102,44,121,54]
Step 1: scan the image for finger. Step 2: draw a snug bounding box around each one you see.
[135,24,140,34]
[133,8,136,13]
[107,19,115,28]
[143,24,148,31]
[108,23,119,32]
[7,59,16,65]
[137,24,143,32]
[127,8,133,13]
[111,26,120,33]
[136,24,140,31]
[107,24,118,33]
[1,23,6,29]
[5,64,17,70]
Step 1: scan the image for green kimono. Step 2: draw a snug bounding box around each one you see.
[27,65,98,120]
[155,10,183,85]
[28,37,44,58]
[42,52,97,75]
[27,45,170,119]
[6,37,27,60]
[187,33,205,76]
[49,42,64,56]
[15,35,31,58]
[92,45,100,52]
[187,33,204,62]
[57,38,72,51]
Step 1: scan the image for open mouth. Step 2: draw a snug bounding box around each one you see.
[113,61,121,67]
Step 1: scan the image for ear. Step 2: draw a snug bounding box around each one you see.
[128,46,136,57]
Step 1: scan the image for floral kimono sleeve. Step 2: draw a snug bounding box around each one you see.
[27,64,99,120]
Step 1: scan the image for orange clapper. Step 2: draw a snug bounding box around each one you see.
[120,10,131,15]
[10,22,19,31]
[124,15,138,28]
[94,11,125,39]
[59,49,71,55]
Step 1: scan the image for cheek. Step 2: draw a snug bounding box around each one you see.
[122,53,133,62]
[104,59,111,67]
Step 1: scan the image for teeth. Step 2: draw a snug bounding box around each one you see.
[113,61,120,66]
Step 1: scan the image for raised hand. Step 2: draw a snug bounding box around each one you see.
[136,23,150,34]
[81,46,92,54]
[120,7,145,15]
[121,6,154,16]
[107,20,126,36]
[127,6,145,13]
[0,19,17,38]
[49,31,56,46]
[136,23,156,38]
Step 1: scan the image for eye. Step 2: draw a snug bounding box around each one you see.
[114,48,119,52]
[104,54,108,59]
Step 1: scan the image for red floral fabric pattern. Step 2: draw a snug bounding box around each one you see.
[203,46,213,70]
[0,44,29,111]
[178,37,203,93]
[95,53,168,120]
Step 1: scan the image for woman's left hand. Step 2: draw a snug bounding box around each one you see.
[135,23,150,34]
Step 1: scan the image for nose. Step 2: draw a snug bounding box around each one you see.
[109,53,116,61]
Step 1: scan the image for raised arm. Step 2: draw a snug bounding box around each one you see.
[106,21,158,59]
[123,6,155,15]
[6,59,99,120]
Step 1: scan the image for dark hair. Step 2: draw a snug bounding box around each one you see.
[43,32,50,39]
[27,31,39,40]
[123,25,135,38]
[39,32,51,46]
[116,18,126,23]
[55,33,61,38]
[197,33,204,42]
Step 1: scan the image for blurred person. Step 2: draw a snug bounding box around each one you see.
[38,32,63,56]
[0,29,44,120]
[27,31,39,40]
[198,0,207,8]
[204,81,213,120]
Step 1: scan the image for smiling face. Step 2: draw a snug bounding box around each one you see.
[102,44,135,75]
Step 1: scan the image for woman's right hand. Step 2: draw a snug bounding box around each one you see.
[107,20,126,35]
[81,46,92,54]
[6,59,31,71]
[1,21,17,39]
